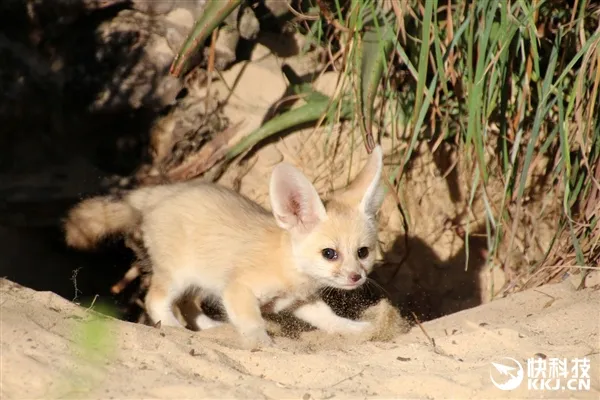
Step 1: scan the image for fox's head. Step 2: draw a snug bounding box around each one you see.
[269,145,385,290]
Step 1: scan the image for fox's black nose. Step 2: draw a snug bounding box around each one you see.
[349,273,362,283]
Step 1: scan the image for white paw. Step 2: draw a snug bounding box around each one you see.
[195,314,225,330]
[241,327,273,349]
[327,320,373,335]
[348,320,372,333]
[151,314,183,328]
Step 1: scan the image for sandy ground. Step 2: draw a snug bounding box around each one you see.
[1,277,598,399]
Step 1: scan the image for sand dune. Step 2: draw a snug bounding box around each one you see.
[1,277,598,399]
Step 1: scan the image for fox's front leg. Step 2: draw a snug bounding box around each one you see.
[222,282,273,348]
[292,299,372,334]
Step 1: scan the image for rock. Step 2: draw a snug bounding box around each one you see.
[148,92,228,170]
[91,10,183,112]
[161,7,198,55]
[264,0,292,18]
[130,0,207,16]
[24,0,129,26]
[164,7,195,28]
[313,71,340,98]
[130,0,176,15]
[584,270,600,288]
[255,31,326,77]
[211,25,239,71]
[234,5,260,41]
[199,57,288,147]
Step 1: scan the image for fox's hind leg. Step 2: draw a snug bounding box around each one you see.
[145,274,183,328]
[181,290,225,330]
[195,313,224,329]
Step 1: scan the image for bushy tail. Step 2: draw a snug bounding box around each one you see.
[64,183,182,250]
[64,195,140,250]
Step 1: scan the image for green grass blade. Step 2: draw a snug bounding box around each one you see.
[225,94,351,160]
[358,6,396,148]
[412,0,436,125]
[516,35,560,200]
[170,0,242,77]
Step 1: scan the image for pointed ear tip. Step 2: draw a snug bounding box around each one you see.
[270,163,285,186]
[370,145,383,166]
[271,162,306,186]
[272,161,293,176]
[371,144,383,157]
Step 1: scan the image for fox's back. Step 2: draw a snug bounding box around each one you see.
[140,181,281,291]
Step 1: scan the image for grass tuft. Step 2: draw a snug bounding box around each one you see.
[176,0,600,296]
[297,0,600,294]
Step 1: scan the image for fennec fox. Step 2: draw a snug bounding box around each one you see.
[64,145,385,348]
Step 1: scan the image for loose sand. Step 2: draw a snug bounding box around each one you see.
[1,277,598,399]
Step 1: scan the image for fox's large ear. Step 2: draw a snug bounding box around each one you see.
[270,162,327,234]
[344,145,385,216]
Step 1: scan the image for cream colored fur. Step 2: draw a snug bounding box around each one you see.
[64,146,385,348]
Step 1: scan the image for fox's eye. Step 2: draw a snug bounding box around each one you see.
[321,248,338,261]
[357,247,369,259]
